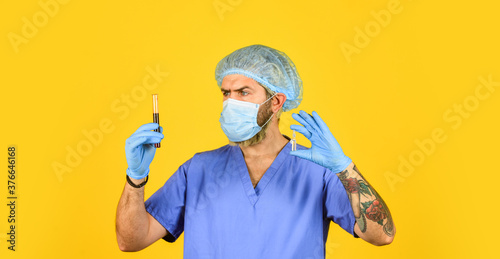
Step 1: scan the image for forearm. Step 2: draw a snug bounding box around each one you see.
[336,162,395,246]
[116,177,150,251]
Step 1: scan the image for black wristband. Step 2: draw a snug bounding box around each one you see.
[126,175,149,188]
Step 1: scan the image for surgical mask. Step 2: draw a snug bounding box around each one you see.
[219,94,276,142]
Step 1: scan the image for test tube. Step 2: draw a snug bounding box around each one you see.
[291,130,297,151]
[152,94,160,148]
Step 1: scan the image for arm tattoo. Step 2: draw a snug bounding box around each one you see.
[337,165,394,237]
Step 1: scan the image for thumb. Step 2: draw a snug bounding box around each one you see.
[290,149,312,161]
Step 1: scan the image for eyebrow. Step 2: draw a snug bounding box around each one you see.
[220,86,252,92]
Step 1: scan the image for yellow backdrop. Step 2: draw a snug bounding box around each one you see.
[1,0,499,258]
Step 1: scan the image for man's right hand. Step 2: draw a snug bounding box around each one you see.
[125,123,164,179]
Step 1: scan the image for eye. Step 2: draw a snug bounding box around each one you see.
[240,91,248,96]
[222,91,229,96]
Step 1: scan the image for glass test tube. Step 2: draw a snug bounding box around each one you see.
[291,130,297,151]
[153,94,160,148]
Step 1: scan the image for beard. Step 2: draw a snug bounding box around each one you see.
[229,99,274,147]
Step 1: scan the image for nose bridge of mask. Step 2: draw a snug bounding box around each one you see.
[224,98,259,111]
[224,93,276,110]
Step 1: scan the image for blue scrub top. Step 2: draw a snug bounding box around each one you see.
[145,141,356,259]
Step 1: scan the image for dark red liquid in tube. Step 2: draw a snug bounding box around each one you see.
[153,94,160,148]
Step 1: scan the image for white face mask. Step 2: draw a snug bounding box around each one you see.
[219,94,276,142]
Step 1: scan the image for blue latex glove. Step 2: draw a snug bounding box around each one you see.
[125,123,164,179]
[290,110,352,173]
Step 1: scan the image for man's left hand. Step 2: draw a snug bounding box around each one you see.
[290,110,352,173]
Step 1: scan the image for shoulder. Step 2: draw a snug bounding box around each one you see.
[182,144,235,170]
[192,144,233,160]
[172,145,233,180]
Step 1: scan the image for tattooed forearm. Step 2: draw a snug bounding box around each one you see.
[337,164,395,237]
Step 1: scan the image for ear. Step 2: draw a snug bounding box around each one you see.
[272,93,287,113]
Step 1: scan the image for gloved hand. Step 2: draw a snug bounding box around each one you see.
[125,123,164,179]
[290,110,352,173]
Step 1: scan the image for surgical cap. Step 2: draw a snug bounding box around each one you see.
[215,44,303,112]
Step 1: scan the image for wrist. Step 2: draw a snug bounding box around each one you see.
[128,176,146,185]
[338,159,354,173]
[126,168,149,180]
[329,156,352,173]
[126,174,149,188]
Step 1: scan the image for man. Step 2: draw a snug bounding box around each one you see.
[116,44,395,258]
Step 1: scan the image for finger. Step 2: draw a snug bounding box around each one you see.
[141,136,163,144]
[129,135,163,150]
[290,149,312,161]
[127,136,150,151]
[292,113,308,126]
[135,136,163,147]
[292,112,316,134]
[127,132,163,150]
[134,123,160,133]
[311,111,332,135]
[299,110,321,130]
[290,124,312,139]
[159,126,163,133]
[130,131,164,140]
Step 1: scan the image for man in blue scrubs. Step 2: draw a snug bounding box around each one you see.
[116,45,395,258]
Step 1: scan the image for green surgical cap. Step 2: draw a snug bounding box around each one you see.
[215,44,303,111]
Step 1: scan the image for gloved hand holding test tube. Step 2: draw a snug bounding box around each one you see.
[124,94,163,180]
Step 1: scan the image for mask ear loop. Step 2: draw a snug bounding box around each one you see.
[260,112,274,128]
[260,93,277,105]
[258,93,278,128]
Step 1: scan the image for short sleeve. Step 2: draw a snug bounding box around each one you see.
[145,158,191,242]
[324,169,358,237]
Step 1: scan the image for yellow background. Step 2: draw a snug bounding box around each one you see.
[1,0,499,258]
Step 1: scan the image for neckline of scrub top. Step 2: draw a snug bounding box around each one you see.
[233,141,292,206]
